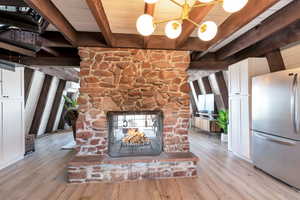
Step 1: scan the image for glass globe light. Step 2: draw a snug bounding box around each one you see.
[165,20,182,39]
[136,14,155,36]
[198,0,214,2]
[198,21,218,41]
[223,0,248,13]
[144,0,158,3]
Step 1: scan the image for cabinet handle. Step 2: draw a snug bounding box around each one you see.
[3,96,8,98]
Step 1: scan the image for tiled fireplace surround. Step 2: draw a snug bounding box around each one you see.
[68,48,198,183]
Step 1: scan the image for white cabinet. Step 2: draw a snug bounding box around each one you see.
[228,58,269,161]
[0,67,24,170]
[1,67,23,99]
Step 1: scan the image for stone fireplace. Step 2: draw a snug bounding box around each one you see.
[68,48,198,183]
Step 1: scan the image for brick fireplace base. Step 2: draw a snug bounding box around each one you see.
[68,152,198,183]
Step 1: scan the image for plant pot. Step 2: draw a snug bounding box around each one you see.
[221,133,228,142]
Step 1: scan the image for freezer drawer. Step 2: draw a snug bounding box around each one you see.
[252,131,300,189]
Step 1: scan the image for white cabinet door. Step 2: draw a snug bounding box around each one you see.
[2,100,24,165]
[229,96,241,154]
[240,96,251,160]
[1,68,23,99]
[229,63,241,96]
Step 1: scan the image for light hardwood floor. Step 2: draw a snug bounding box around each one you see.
[0,129,299,200]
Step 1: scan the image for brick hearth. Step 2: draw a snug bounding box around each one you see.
[68,48,198,183]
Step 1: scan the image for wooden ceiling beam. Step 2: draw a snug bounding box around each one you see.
[0,55,80,67]
[0,41,36,56]
[0,0,28,7]
[86,0,115,47]
[206,0,279,50]
[143,3,156,48]
[176,1,214,48]
[24,0,77,46]
[216,0,300,60]
[265,49,285,72]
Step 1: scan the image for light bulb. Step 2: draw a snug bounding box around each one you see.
[198,0,214,2]
[136,14,155,36]
[144,0,158,3]
[223,0,248,13]
[165,20,182,39]
[198,21,218,41]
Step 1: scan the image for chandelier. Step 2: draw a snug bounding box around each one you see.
[136,0,248,41]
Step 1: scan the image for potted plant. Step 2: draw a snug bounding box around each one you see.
[216,109,229,142]
[63,95,79,141]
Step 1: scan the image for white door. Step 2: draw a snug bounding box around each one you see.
[229,96,241,155]
[1,68,23,99]
[2,100,24,165]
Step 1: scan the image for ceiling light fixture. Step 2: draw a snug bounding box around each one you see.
[137,0,248,41]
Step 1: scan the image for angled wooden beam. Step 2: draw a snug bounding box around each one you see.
[192,80,201,97]
[24,0,77,46]
[189,91,198,115]
[265,49,285,72]
[24,67,34,105]
[202,76,212,94]
[86,0,115,47]
[46,79,66,133]
[207,0,279,50]
[217,0,300,60]
[176,1,214,47]
[0,41,36,56]
[143,3,155,48]
[214,71,228,109]
[29,75,53,136]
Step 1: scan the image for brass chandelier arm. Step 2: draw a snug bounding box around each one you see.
[186,18,200,28]
[154,17,182,25]
[169,0,183,8]
[192,0,223,8]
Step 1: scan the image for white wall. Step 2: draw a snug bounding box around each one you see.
[281,43,300,69]
[37,77,59,136]
[24,71,45,135]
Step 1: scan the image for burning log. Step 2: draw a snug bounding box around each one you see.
[122,128,150,145]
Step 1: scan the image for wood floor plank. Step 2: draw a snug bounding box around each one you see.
[0,130,299,200]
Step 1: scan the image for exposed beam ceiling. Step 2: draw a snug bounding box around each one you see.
[190,20,300,70]
[176,1,214,48]
[0,41,36,56]
[216,0,300,60]
[24,0,77,46]
[143,3,155,48]
[86,0,115,47]
[206,0,279,50]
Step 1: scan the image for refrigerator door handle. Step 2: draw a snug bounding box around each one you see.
[291,74,298,134]
[255,132,296,146]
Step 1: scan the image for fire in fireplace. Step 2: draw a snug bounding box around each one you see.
[107,111,163,157]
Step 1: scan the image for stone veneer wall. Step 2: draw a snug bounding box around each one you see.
[76,48,191,155]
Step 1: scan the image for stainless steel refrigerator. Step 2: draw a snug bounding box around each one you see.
[252,68,300,189]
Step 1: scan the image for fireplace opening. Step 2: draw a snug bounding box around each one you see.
[107,111,163,157]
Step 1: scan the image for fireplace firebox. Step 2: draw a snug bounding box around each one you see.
[107,111,163,157]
